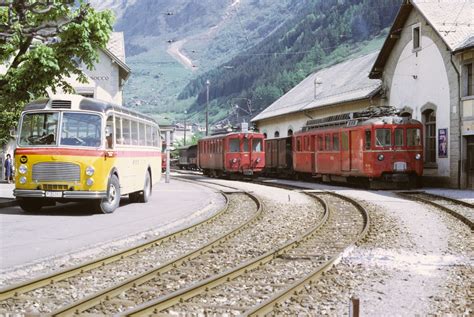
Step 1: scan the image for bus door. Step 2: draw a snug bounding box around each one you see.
[341,131,350,171]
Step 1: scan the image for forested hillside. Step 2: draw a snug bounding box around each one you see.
[181,0,401,124]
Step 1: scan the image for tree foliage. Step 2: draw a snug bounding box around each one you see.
[0,0,114,145]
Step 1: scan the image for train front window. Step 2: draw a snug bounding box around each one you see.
[394,129,404,146]
[229,138,240,152]
[252,138,263,152]
[61,113,102,147]
[407,128,422,146]
[243,138,249,152]
[19,112,59,146]
[375,129,391,147]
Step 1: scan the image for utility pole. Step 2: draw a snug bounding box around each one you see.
[206,79,210,136]
[184,110,187,146]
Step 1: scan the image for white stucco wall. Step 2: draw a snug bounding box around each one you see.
[62,50,123,105]
[389,35,451,176]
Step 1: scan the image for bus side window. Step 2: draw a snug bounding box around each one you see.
[115,116,123,145]
[106,116,114,149]
[146,125,153,146]
[122,118,131,145]
[365,130,371,150]
[131,120,139,145]
[139,122,146,146]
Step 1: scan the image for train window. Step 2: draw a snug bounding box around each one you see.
[325,134,331,151]
[304,136,309,151]
[333,134,340,151]
[365,130,371,150]
[317,135,323,151]
[243,138,249,152]
[376,129,391,147]
[229,138,240,152]
[296,138,301,152]
[407,128,422,146]
[395,129,404,146]
[252,138,263,152]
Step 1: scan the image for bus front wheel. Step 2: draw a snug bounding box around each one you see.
[18,198,43,213]
[96,175,120,214]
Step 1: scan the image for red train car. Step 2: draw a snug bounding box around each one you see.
[292,107,423,187]
[264,137,293,177]
[198,132,265,178]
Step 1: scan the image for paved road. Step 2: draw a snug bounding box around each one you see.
[0,178,224,270]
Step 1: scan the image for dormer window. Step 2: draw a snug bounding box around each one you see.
[413,24,421,51]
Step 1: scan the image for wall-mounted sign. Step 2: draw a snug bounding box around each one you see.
[90,76,110,81]
[438,128,448,158]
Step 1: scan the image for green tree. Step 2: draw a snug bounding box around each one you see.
[0,0,114,145]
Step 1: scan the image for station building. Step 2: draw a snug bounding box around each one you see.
[369,0,474,189]
[252,0,474,189]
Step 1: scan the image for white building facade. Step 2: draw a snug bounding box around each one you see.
[370,0,474,188]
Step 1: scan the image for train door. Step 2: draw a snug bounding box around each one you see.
[467,136,474,189]
[341,131,350,171]
[350,130,361,171]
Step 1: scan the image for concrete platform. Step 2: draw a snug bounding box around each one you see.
[0,177,225,270]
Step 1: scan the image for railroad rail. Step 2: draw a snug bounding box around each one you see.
[121,190,369,316]
[56,180,325,315]
[0,183,260,314]
[397,191,474,230]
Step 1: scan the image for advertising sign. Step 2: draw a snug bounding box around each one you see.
[438,128,448,158]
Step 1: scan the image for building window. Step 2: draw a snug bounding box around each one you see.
[413,25,421,50]
[274,131,280,138]
[464,63,473,97]
[288,129,293,136]
[423,109,436,164]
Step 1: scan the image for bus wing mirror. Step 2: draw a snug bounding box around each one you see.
[10,127,17,138]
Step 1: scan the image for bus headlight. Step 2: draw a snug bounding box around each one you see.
[86,178,94,186]
[19,164,28,175]
[377,154,384,161]
[19,176,27,184]
[415,153,421,160]
[85,166,95,176]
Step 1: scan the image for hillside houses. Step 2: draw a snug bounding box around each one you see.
[252,0,474,189]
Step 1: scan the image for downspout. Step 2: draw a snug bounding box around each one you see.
[450,53,462,189]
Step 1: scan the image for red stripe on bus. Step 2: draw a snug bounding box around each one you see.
[15,148,161,157]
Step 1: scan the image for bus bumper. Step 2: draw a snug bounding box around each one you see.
[14,189,107,199]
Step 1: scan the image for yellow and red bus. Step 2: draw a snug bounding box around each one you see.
[13,95,162,213]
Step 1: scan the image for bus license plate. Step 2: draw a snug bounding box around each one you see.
[45,191,62,198]
[243,170,253,176]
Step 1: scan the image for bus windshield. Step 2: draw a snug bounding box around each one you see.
[61,113,102,147]
[19,112,59,146]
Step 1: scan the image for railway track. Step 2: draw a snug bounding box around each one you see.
[0,183,260,314]
[397,191,474,229]
[118,190,369,316]
[59,180,323,315]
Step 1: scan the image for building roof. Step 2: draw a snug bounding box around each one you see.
[102,32,131,83]
[251,52,381,122]
[370,0,474,78]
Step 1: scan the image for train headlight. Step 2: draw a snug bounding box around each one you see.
[19,164,28,175]
[377,154,385,161]
[256,157,261,163]
[19,176,27,184]
[232,158,237,164]
[85,166,95,176]
[86,178,94,186]
[415,153,421,160]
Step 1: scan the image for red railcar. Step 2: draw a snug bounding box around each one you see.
[198,132,265,178]
[292,108,424,187]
